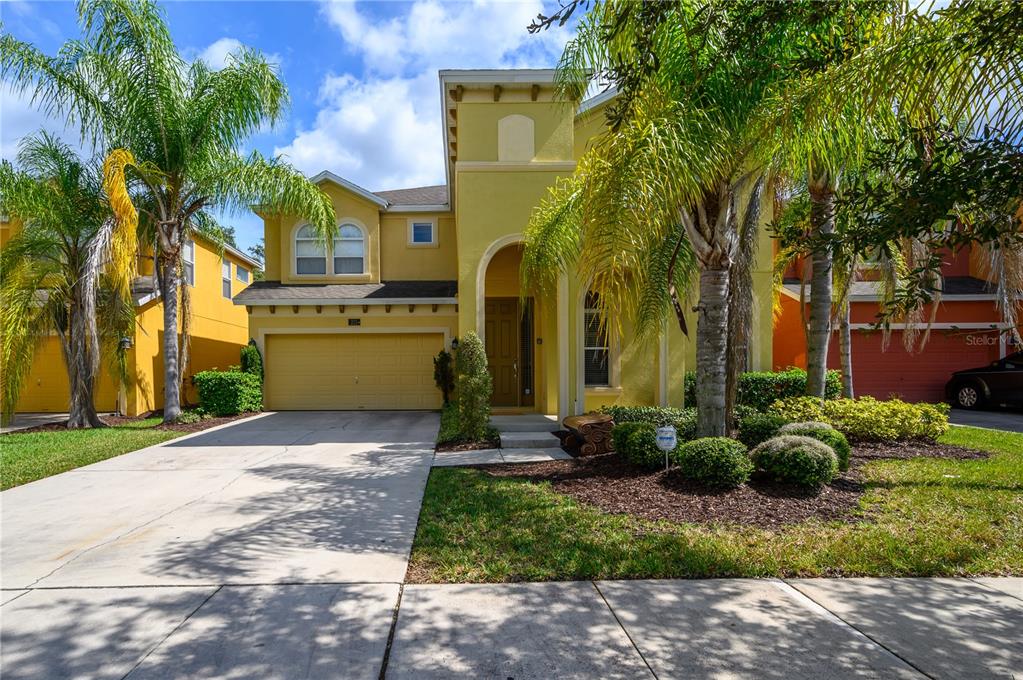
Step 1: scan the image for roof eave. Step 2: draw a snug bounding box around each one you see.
[309,171,389,208]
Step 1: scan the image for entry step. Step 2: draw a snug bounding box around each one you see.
[490,415,560,433]
[499,431,562,448]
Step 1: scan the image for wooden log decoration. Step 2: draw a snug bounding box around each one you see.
[562,414,615,456]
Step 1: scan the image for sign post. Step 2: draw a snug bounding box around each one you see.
[655,425,678,471]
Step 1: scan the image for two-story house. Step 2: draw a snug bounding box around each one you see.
[236,70,777,419]
[774,244,1022,402]
[2,215,260,416]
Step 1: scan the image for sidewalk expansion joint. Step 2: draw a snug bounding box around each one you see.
[591,581,659,680]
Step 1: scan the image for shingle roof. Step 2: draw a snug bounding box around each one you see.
[234,279,458,304]
[374,185,448,207]
[784,276,997,299]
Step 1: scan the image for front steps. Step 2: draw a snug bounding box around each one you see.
[490,414,562,449]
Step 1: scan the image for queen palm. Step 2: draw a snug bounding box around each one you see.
[524,1,879,436]
[0,133,135,427]
[2,0,335,422]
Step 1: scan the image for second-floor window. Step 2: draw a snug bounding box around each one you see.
[182,239,195,286]
[237,266,249,283]
[334,224,365,274]
[222,262,231,299]
[295,224,326,275]
[584,291,610,387]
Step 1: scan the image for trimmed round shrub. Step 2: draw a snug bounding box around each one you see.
[778,421,833,435]
[738,413,789,448]
[780,424,851,471]
[673,437,752,489]
[611,421,646,455]
[750,435,838,489]
[618,422,667,470]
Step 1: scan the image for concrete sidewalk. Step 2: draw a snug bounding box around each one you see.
[385,577,1022,680]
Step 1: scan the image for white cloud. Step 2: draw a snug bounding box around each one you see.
[193,37,282,70]
[274,0,572,190]
[0,81,85,162]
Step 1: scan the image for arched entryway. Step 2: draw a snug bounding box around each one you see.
[479,241,536,408]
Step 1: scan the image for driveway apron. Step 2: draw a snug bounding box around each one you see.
[1,411,437,680]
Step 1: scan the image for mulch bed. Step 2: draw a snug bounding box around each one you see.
[5,411,258,435]
[480,439,990,529]
[436,437,501,453]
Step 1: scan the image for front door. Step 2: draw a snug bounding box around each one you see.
[485,298,519,406]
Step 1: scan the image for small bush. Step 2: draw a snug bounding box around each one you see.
[600,405,697,442]
[738,413,790,448]
[437,402,460,445]
[781,424,851,471]
[433,350,455,405]
[673,437,752,489]
[174,408,208,424]
[455,332,492,442]
[611,421,646,454]
[240,341,263,383]
[617,422,667,470]
[684,368,842,411]
[769,396,949,442]
[751,435,838,488]
[193,370,262,416]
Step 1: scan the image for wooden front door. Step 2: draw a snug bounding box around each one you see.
[484,298,520,406]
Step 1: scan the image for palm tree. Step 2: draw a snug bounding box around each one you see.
[2,0,336,422]
[0,132,135,427]
[524,1,880,436]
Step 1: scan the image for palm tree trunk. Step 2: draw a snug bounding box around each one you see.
[806,181,836,397]
[696,266,730,437]
[66,286,104,428]
[838,304,854,398]
[160,253,182,422]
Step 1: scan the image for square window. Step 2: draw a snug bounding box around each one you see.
[411,222,434,244]
[236,267,249,283]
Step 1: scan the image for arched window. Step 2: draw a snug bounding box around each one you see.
[333,224,365,274]
[295,224,326,275]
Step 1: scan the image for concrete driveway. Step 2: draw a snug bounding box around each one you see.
[949,407,1023,433]
[1,411,438,680]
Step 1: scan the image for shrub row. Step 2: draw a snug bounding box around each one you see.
[684,368,842,412]
[769,396,949,442]
[600,405,698,442]
[193,370,262,416]
[612,423,753,489]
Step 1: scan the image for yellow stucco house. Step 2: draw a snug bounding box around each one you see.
[2,216,260,416]
[238,70,776,419]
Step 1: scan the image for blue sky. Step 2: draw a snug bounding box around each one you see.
[0,0,573,253]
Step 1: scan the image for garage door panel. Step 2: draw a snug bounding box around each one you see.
[265,333,444,411]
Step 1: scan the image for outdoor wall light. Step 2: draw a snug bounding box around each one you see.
[118,337,133,351]
[450,337,459,351]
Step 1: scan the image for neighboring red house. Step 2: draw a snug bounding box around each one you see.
[773,245,1021,403]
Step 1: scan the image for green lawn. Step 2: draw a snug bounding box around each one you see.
[1,418,180,490]
[408,426,1023,582]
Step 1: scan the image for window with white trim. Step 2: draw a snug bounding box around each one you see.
[333,224,365,274]
[295,224,327,274]
[584,291,610,386]
[236,266,249,283]
[410,220,435,245]
[182,239,195,286]
[221,261,231,299]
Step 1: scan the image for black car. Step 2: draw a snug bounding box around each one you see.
[946,351,1023,409]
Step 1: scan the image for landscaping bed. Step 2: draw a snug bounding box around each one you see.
[408,426,1022,582]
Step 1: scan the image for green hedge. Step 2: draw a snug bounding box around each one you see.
[737,413,790,448]
[600,405,697,442]
[684,368,842,412]
[673,437,752,489]
[769,396,949,442]
[612,422,668,470]
[193,370,262,416]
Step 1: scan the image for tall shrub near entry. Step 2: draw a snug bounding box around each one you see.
[455,332,492,441]
[240,341,263,383]
[433,350,455,404]
[193,370,262,416]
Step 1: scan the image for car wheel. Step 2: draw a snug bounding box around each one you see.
[955,382,984,409]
